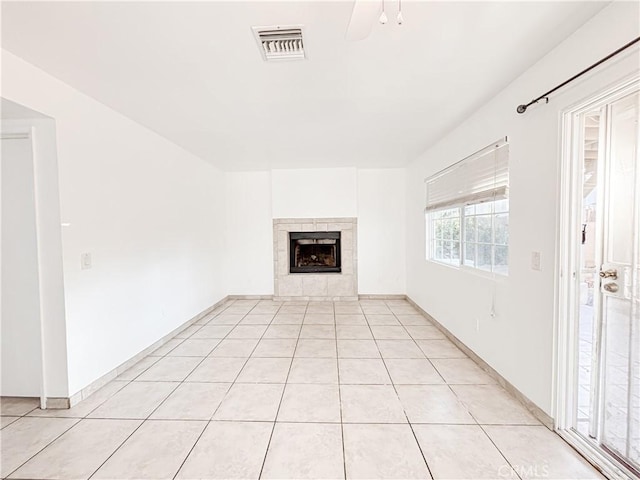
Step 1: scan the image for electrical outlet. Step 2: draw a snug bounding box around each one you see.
[81,252,92,270]
[531,251,541,271]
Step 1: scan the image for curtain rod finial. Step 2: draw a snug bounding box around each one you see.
[516,104,528,114]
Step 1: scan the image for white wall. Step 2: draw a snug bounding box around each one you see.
[271,167,406,295]
[2,50,227,395]
[225,167,406,296]
[225,171,274,296]
[1,135,42,396]
[357,169,406,294]
[272,168,358,219]
[405,1,640,415]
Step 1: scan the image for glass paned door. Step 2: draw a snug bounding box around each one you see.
[599,91,639,471]
[572,88,639,477]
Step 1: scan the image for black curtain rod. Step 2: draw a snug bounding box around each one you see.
[516,36,640,114]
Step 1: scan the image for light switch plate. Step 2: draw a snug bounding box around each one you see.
[531,251,541,271]
[81,252,92,270]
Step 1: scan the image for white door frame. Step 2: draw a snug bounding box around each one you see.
[554,74,640,480]
[1,127,48,408]
[1,112,69,407]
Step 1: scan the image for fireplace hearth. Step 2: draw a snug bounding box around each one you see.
[290,232,341,273]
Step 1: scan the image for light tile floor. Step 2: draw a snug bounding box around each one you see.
[1,299,605,479]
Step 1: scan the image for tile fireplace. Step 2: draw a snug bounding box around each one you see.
[273,218,357,300]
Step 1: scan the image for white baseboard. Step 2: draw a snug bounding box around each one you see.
[358,294,407,300]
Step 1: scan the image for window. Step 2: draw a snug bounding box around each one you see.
[462,199,509,274]
[425,139,509,275]
[429,207,460,265]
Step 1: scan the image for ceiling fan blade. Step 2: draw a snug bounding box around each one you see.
[345,0,380,41]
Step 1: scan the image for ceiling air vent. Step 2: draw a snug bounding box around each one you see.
[252,26,305,61]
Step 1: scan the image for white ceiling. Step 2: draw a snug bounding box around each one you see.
[1,1,607,170]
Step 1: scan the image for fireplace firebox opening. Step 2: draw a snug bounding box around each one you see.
[289,232,341,274]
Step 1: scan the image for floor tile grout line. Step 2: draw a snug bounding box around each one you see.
[0,415,21,430]
[383,299,523,479]
[223,304,288,386]
[8,417,543,426]
[380,308,438,480]
[172,298,279,480]
[381,300,461,398]
[86,417,160,480]
[4,416,83,478]
[79,379,135,416]
[118,355,164,380]
[360,300,435,479]
[4,299,551,480]
[10,404,38,418]
[2,298,238,479]
[86,298,251,479]
[1,402,43,424]
[123,380,500,386]
[89,297,244,479]
[123,301,236,376]
[169,303,252,449]
[196,299,282,422]
[25,380,134,421]
[476,420,524,479]
[4,352,145,475]
[89,380,504,388]
[86,378,190,478]
[387,303,541,431]
[384,303,450,385]
[12,416,541,425]
[333,302,349,480]
[170,419,210,480]
[105,301,240,400]
[405,422,435,480]
[257,301,309,480]
[389,305,513,389]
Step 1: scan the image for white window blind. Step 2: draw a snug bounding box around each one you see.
[425,138,509,212]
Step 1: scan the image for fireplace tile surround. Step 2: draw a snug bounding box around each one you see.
[273,218,357,300]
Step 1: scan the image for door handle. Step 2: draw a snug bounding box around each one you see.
[599,269,618,279]
[603,283,619,293]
